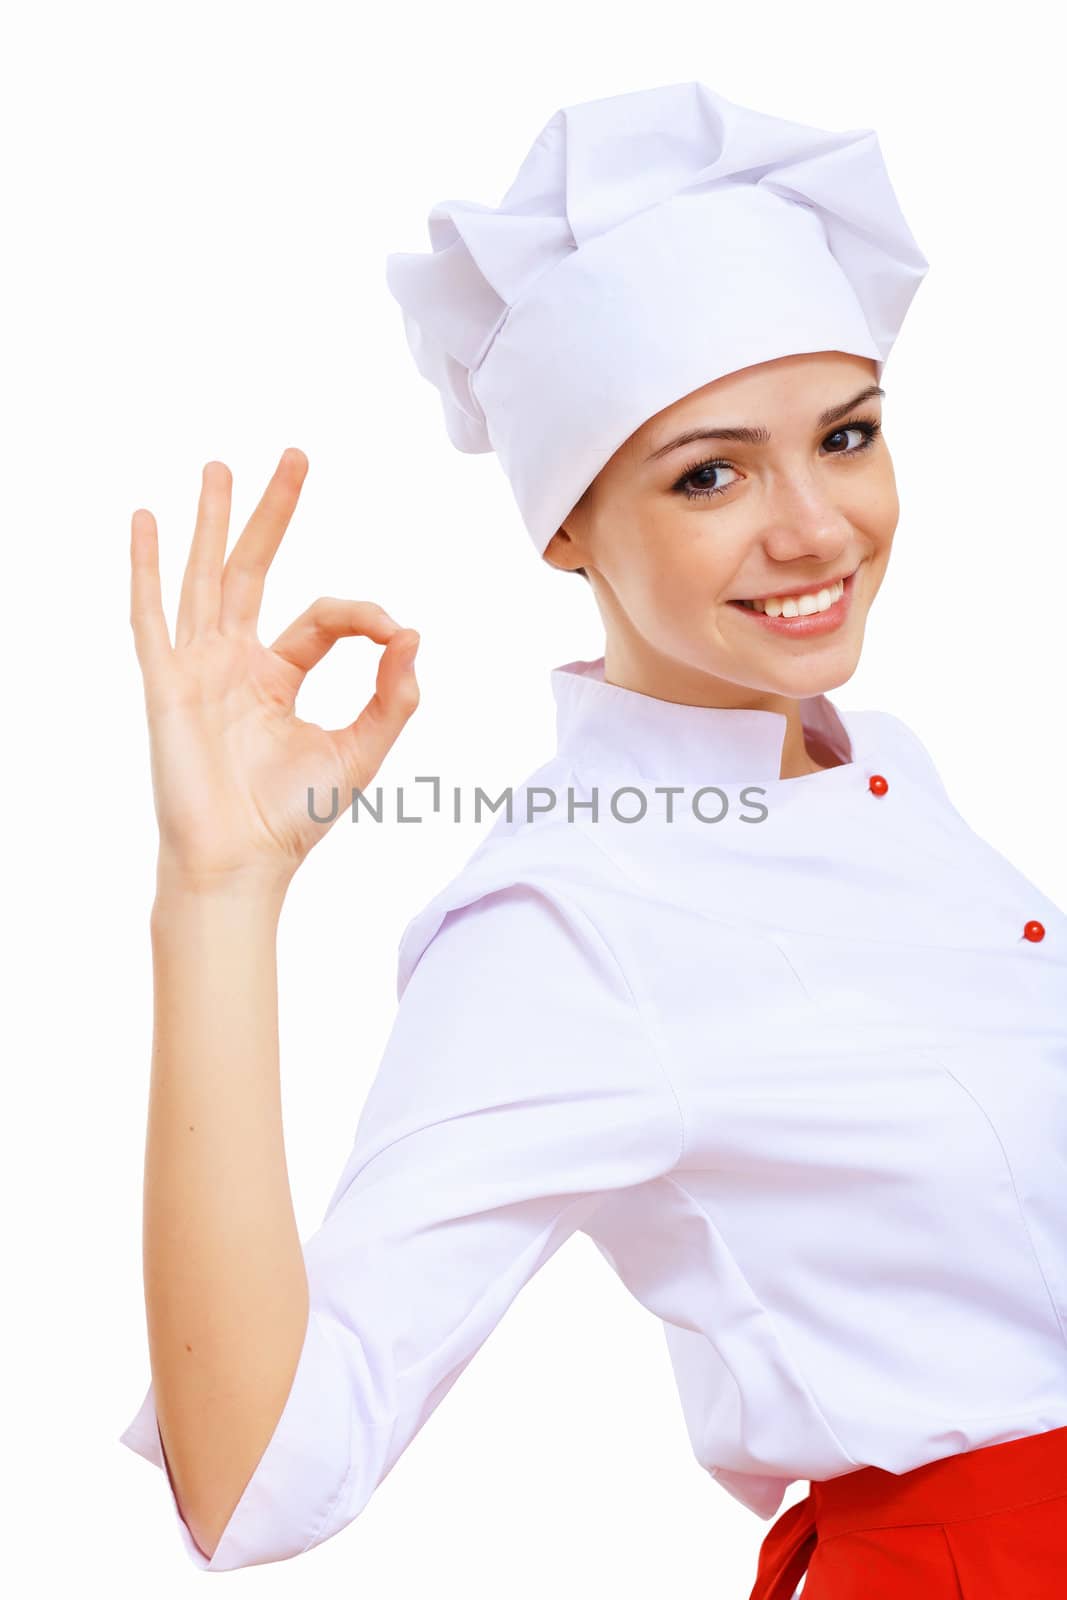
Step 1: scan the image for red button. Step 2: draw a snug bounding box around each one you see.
[1023,920,1046,943]
[868,773,889,796]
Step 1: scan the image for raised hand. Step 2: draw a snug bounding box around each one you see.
[129,448,420,892]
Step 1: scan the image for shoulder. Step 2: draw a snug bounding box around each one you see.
[845,705,950,797]
[395,755,624,1001]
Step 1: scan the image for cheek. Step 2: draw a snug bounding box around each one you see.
[644,499,736,574]
[610,511,736,629]
[625,514,716,585]
[857,457,900,534]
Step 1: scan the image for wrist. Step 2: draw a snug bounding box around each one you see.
[153,853,294,911]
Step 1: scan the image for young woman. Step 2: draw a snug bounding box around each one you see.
[119,83,1067,1596]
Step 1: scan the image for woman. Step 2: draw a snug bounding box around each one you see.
[119,84,1067,1594]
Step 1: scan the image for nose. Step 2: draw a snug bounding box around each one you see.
[758,474,854,565]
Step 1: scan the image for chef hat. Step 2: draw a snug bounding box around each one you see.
[384,80,929,557]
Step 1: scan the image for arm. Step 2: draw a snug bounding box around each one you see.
[124,448,420,1562]
[122,451,681,1574]
[144,873,304,1562]
[121,878,683,1570]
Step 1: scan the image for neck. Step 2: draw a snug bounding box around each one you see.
[601,641,840,782]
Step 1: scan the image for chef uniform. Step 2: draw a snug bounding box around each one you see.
[119,656,1067,1585]
[118,83,1067,1592]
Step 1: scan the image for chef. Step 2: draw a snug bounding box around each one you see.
[120,81,1067,1595]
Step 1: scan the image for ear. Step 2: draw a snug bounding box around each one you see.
[541,523,586,574]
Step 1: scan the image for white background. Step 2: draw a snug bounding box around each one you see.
[4,2,1064,1595]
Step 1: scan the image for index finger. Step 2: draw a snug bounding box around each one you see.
[268,597,401,680]
[219,448,309,635]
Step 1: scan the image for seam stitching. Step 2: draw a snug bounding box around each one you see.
[817,1482,1067,1546]
[766,935,816,1001]
[545,813,689,1170]
[663,1176,861,1475]
[932,1052,1067,1352]
[558,877,688,1172]
[939,1524,966,1597]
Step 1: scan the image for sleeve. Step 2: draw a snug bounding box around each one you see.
[117,881,683,1571]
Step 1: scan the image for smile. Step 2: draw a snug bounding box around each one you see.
[737,576,845,617]
[728,569,858,636]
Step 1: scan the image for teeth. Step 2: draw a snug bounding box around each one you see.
[739,577,845,617]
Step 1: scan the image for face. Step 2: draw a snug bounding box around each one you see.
[543,350,898,707]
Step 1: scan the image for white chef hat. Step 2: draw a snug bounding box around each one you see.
[384,80,929,557]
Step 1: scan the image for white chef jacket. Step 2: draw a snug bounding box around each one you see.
[118,655,1067,1572]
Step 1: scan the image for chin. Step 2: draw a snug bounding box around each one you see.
[746,638,865,700]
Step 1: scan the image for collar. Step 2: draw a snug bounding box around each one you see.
[550,655,856,786]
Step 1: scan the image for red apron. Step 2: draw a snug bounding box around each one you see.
[748,1423,1067,1598]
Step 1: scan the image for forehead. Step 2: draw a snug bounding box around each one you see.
[629,351,881,455]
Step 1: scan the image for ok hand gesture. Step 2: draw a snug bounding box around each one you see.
[129,449,420,894]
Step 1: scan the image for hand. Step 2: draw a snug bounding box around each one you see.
[129,448,420,892]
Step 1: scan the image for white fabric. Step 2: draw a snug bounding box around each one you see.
[384,81,930,553]
[119,658,1067,1570]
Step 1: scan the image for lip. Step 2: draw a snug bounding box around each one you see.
[728,566,858,637]
[733,566,858,604]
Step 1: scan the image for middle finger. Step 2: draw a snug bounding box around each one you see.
[175,461,232,645]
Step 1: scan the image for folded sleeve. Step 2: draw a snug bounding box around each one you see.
[117,880,683,1570]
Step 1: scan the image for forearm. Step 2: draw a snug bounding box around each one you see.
[142,867,309,1561]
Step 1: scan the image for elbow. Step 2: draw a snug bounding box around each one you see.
[185,1501,233,1567]
[125,1307,380,1570]
[157,1425,243,1567]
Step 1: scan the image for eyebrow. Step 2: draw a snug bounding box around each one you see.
[643,385,886,462]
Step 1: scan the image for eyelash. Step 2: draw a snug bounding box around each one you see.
[671,416,884,502]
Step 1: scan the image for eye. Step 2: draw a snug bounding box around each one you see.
[675,461,743,501]
[823,423,877,455]
[671,417,883,502]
